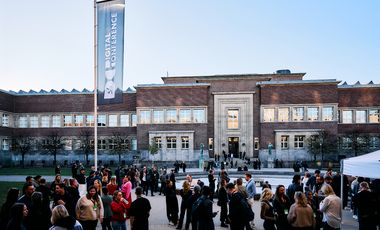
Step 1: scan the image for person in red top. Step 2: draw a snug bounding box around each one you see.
[111,190,129,230]
[106,176,118,197]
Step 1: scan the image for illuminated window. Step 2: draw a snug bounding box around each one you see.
[263,108,275,122]
[140,110,151,124]
[193,109,205,123]
[294,135,305,149]
[120,114,130,127]
[153,110,164,124]
[208,138,213,150]
[227,109,239,129]
[2,114,9,127]
[166,109,177,123]
[369,109,379,123]
[179,109,191,123]
[356,110,366,123]
[281,136,289,149]
[254,137,259,150]
[293,107,304,121]
[181,136,189,149]
[278,108,289,122]
[97,115,106,127]
[322,107,334,121]
[19,116,28,128]
[307,107,319,121]
[342,110,353,123]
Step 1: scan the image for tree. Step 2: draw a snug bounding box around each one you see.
[42,132,64,166]
[109,132,129,164]
[78,130,94,165]
[306,130,337,163]
[14,135,33,168]
[148,137,160,162]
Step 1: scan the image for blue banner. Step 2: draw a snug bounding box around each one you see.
[97,0,125,104]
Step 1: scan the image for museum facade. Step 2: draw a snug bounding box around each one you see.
[1,70,379,166]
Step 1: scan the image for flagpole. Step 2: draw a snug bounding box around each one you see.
[94,0,98,171]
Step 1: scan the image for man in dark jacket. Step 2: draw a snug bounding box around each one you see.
[129,186,151,230]
[226,183,252,230]
[218,179,229,227]
[353,182,377,230]
[188,185,202,230]
[195,186,216,230]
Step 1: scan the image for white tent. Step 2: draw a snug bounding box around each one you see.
[342,149,380,179]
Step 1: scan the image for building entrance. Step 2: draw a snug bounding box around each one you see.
[228,137,239,158]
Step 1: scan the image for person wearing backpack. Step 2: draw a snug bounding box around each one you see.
[226,183,254,230]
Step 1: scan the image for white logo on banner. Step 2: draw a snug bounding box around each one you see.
[104,13,118,99]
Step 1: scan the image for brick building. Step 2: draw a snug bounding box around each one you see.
[0,70,379,166]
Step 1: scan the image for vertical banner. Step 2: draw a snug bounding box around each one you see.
[97,0,125,104]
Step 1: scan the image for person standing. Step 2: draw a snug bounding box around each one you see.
[188,185,202,230]
[129,187,152,230]
[287,192,315,230]
[0,188,20,229]
[50,205,82,230]
[5,203,28,230]
[165,180,179,226]
[273,185,291,230]
[226,183,252,230]
[195,186,216,230]
[100,188,113,230]
[177,181,193,229]
[287,175,303,205]
[76,186,104,230]
[353,182,376,230]
[208,170,216,201]
[245,173,257,206]
[110,191,129,230]
[319,184,341,230]
[217,179,229,228]
[260,188,276,230]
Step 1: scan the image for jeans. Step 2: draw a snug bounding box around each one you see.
[112,220,127,230]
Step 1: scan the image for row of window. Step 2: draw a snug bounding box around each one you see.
[1,138,137,151]
[340,136,380,149]
[340,109,380,124]
[263,106,335,122]
[138,108,206,124]
[153,136,190,149]
[4,113,137,128]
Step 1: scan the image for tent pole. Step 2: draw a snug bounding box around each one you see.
[340,159,344,224]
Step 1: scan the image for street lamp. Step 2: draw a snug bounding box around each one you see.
[320,142,323,169]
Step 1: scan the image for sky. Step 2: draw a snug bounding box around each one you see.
[1,0,379,92]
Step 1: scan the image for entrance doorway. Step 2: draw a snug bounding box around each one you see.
[228,137,239,158]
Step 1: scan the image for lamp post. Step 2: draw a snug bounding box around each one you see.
[320,142,323,169]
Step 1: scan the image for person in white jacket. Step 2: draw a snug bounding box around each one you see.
[319,184,342,230]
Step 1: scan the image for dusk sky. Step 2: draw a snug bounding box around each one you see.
[1,0,379,92]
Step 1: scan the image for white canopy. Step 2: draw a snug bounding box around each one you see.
[342,150,380,179]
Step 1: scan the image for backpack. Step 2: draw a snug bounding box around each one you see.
[240,195,254,221]
[191,196,205,218]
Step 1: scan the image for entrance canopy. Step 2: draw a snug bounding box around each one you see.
[342,150,380,179]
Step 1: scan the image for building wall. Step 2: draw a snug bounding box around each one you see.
[339,87,380,107]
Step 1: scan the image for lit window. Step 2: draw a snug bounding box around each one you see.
[179,109,191,123]
[140,110,151,124]
[356,110,366,123]
[19,116,28,128]
[86,115,95,127]
[369,109,379,123]
[120,114,130,127]
[97,115,106,127]
[153,110,164,124]
[227,109,239,129]
[98,139,106,150]
[278,108,289,122]
[322,107,334,121]
[293,107,304,122]
[30,116,38,128]
[193,109,205,123]
[281,136,289,149]
[307,107,319,121]
[75,115,84,127]
[294,135,305,149]
[63,115,73,127]
[166,109,177,123]
[342,110,353,123]
[181,136,189,149]
[41,116,50,128]
[108,115,118,127]
[369,136,380,149]
[263,108,275,122]
[154,137,162,148]
[166,136,177,149]
[131,114,137,127]
[2,114,9,127]
[52,115,61,127]
[2,139,10,151]
[208,138,213,150]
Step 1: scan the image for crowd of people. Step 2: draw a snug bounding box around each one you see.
[0,163,379,230]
